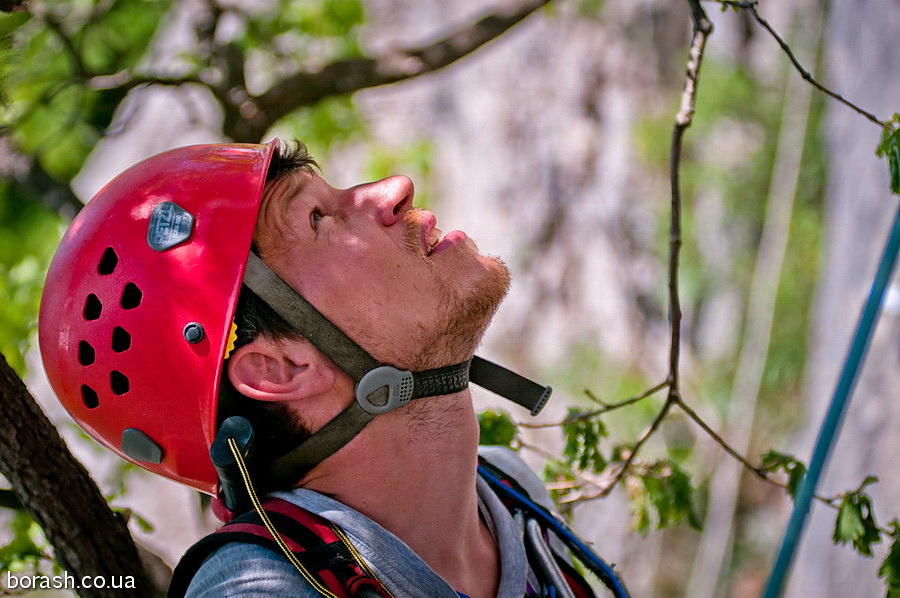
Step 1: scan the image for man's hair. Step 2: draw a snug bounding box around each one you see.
[266,138,319,182]
[218,140,319,478]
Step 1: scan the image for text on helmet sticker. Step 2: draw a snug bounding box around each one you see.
[148,201,194,251]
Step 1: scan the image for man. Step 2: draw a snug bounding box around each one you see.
[39,140,625,597]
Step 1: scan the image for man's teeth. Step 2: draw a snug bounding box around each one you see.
[427,227,442,255]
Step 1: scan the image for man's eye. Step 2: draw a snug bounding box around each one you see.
[310,208,323,230]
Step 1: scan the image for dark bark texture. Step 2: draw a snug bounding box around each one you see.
[0,352,158,598]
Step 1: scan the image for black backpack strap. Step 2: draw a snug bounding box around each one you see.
[168,498,389,598]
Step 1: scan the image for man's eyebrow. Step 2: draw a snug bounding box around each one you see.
[263,170,311,216]
[255,171,313,253]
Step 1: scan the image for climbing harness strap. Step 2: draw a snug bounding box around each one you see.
[168,436,391,598]
[175,438,613,597]
[166,497,390,598]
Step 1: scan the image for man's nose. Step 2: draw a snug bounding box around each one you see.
[353,175,415,226]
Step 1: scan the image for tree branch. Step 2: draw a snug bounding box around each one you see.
[0,352,159,598]
[597,0,712,494]
[600,399,678,496]
[238,0,551,141]
[712,0,888,128]
[518,380,670,429]
[40,13,88,78]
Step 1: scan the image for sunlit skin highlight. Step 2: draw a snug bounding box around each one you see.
[226,168,510,598]
[254,170,510,372]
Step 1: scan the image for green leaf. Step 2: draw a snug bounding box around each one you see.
[879,521,900,597]
[477,409,517,447]
[561,408,608,473]
[876,115,900,195]
[760,450,808,499]
[542,460,577,507]
[833,489,882,557]
[629,460,701,534]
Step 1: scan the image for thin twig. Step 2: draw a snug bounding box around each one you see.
[599,399,677,496]
[670,0,712,383]
[676,399,764,476]
[519,380,670,429]
[713,0,888,128]
[518,440,611,495]
[593,0,712,490]
[41,14,88,78]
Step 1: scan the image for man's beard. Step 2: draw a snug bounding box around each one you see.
[402,210,511,372]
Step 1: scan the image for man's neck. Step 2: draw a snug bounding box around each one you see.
[298,390,500,598]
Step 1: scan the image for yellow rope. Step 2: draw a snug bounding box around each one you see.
[226,437,337,598]
[332,525,396,598]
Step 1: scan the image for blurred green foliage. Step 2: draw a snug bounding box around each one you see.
[879,521,900,597]
[0,510,48,572]
[281,95,369,157]
[0,184,64,375]
[477,408,518,447]
[239,0,365,63]
[876,115,900,195]
[2,1,168,181]
[562,408,608,473]
[631,459,701,535]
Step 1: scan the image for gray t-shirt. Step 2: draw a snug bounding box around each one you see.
[185,475,538,597]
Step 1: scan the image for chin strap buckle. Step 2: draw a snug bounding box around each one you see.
[355,366,415,415]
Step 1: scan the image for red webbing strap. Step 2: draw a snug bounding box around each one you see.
[167,498,389,598]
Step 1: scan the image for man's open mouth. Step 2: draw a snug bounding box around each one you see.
[426,226,443,256]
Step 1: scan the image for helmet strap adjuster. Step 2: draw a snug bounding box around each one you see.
[355,366,414,415]
[240,250,552,485]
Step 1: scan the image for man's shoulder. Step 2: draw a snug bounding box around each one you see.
[179,541,318,598]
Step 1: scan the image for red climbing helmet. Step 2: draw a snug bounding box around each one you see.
[39,142,277,495]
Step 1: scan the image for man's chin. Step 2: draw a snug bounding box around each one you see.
[422,260,510,369]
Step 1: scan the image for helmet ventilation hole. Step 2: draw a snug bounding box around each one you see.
[83,294,102,320]
[98,247,118,275]
[121,283,142,309]
[78,341,96,366]
[81,385,99,409]
[112,327,131,352]
[110,370,130,395]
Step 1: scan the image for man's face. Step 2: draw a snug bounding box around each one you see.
[254,171,510,371]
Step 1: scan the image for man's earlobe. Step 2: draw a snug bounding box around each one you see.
[226,338,336,403]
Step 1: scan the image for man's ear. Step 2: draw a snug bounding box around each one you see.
[227,336,336,403]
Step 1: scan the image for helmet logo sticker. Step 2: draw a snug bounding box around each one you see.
[147,201,194,251]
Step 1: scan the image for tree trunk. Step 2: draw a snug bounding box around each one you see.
[0,352,158,598]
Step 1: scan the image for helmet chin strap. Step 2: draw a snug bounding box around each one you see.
[234,251,551,488]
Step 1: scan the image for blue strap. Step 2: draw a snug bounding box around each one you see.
[764,202,900,597]
[477,466,630,598]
